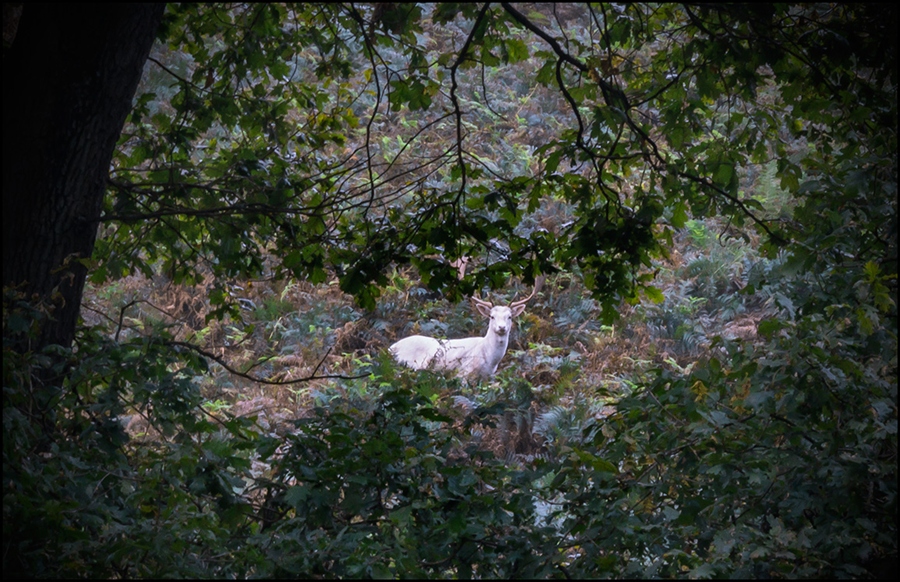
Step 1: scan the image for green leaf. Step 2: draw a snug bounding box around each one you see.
[643,285,665,304]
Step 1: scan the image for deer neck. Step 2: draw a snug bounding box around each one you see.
[482,329,510,369]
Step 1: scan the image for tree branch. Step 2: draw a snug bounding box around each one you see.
[167,340,369,385]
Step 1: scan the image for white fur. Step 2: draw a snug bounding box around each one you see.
[390,298,530,379]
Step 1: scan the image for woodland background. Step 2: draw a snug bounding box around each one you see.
[3,3,896,578]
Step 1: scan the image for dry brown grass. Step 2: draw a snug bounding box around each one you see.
[84,232,771,465]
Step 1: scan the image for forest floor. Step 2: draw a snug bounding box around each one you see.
[82,215,770,460]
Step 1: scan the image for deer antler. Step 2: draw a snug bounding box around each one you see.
[470,294,494,309]
[471,274,544,309]
[509,274,545,309]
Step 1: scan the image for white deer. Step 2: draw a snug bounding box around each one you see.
[390,278,542,379]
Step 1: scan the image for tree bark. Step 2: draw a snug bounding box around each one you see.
[3,3,165,350]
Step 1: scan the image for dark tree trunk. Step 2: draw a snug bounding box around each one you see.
[2,3,164,351]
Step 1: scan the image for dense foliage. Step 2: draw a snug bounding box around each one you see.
[4,3,896,578]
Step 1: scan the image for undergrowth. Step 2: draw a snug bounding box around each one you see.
[78,212,780,460]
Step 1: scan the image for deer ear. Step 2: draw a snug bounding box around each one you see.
[475,302,493,317]
[510,304,527,317]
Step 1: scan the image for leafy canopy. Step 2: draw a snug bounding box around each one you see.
[103,4,892,320]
